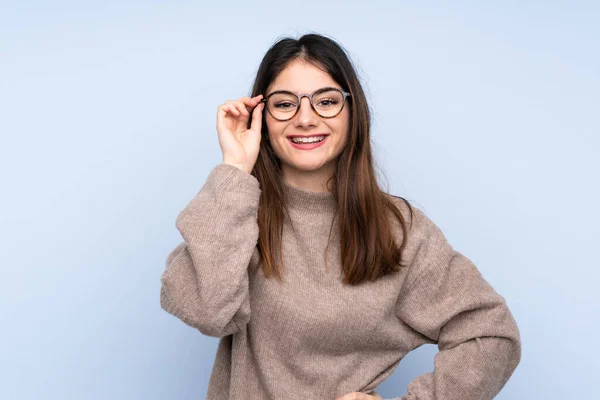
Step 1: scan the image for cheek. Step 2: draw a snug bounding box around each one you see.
[265,120,287,152]
[333,113,350,139]
[265,118,283,137]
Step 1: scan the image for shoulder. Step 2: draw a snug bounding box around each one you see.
[384,193,440,238]
[383,193,452,265]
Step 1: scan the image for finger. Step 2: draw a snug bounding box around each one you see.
[249,102,264,132]
[222,104,240,116]
[252,94,264,104]
[227,100,249,117]
[335,392,370,400]
[237,97,253,113]
[242,94,263,107]
[235,101,250,117]
[238,96,252,106]
[216,107,231,132]
[243,94,263,102]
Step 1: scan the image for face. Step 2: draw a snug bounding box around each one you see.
[264,60,350,185]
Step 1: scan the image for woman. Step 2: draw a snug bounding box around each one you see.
[160,33,521,400]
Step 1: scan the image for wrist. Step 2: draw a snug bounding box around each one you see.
[221,162,251,174]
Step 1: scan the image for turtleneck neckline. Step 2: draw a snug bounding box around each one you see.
[282,179,337,216]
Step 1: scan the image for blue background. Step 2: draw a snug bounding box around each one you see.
[1,1,598,399]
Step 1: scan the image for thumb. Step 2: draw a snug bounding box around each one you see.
[249,102,264,133]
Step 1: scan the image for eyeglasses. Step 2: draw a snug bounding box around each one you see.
[261,87,351,121]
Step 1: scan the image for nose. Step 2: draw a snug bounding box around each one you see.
[294,96,318,128]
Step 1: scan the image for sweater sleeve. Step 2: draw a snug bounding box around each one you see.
[393,208,521,400]
[159,163,262,338]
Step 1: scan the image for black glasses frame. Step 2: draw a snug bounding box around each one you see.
[261,87,351,121]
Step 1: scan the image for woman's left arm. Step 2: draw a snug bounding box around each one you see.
[393,208,522,400]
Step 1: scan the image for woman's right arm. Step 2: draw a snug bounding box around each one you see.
[160,94,265,338]
[160,163,261,338]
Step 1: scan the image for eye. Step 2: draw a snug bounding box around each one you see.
[274,101,296,109]
[316,98,338,107]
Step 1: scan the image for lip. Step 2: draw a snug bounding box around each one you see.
[287,134,329,150]
[286,133,329,138]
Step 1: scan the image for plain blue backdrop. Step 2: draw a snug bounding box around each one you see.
[1,1,598,399]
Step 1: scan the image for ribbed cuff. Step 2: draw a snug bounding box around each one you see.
[208,163,261,198]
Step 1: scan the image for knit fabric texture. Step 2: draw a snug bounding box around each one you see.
[160,163,521,399]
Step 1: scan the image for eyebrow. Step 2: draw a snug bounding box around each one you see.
[266,86,343,96]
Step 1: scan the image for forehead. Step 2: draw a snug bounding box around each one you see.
[267,60,339,94]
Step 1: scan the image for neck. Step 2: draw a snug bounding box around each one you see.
[281,162,336,193]
[282,178,337,216]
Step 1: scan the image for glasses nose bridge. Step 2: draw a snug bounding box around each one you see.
[297,92,314,107]
[293,93,318,123]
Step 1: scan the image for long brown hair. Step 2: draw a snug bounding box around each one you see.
[249,33,414,285]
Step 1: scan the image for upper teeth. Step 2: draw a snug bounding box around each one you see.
[291,136,325,143]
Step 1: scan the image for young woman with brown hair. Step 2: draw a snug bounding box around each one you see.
[160,33,521,400]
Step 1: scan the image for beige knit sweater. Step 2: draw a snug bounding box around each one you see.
[160,163,521,400]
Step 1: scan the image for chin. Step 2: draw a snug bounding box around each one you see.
[290,159,333,172]
[293,164,324,172]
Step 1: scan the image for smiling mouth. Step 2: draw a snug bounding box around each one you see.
[286,135,329,150]
[289,136,326,144]
[288,134,329,143]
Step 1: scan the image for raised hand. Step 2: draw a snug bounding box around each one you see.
[216,94,264,174]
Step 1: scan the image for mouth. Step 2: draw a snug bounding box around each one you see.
[287,134,329,143]
[287,134,329,150]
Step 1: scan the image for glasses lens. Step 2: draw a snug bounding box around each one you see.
[267,92,298,120]
[313,89,344,117]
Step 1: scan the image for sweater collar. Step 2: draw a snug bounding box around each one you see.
[282,179,337,216]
